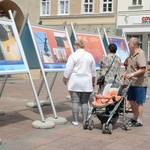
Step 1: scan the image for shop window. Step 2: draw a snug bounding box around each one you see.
[40,0,50,16]
[148,35,150,61]
[148,42,150,61]
[148,34,150,41]
[58,0,69,15]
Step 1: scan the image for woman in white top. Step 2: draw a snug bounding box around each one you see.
[63,39,96,127]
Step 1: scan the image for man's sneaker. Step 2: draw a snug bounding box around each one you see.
[72,121,79,126]
[133,122,143,127]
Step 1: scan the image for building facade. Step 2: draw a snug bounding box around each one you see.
[0,0,40,32]
[1,0,150,60]
[0,0,118,36]
[117,0,150,60]
[39,0,117,35]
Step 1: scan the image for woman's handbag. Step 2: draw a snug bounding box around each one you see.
[96,75,105,85]
[97,55,116,86]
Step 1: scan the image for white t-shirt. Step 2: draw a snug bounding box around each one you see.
[63,49,96,92]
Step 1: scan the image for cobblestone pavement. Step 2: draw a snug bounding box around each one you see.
[0,72,150,150]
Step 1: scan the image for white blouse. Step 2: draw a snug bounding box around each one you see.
[63,49,96,92]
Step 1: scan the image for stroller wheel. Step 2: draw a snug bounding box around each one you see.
[89,120,94,130]
[102,123,106,134]
[83,121,88,129]
[121,125,125,130]
[122,120,132,131]
[108,123,113,134]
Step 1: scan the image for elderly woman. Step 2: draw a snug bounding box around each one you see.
[63,39,96,127]
[98,43,121,93]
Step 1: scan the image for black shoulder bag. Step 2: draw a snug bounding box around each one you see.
[97,55,116,86]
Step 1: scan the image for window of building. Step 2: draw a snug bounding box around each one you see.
[82,0,94,14]
[129,0,143,7]
[101,0,113,13]
[40,0,50,16]
[132,0,142,5]
[58,0,69,15]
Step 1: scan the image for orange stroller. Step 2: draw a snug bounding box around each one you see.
[84,79,133,134]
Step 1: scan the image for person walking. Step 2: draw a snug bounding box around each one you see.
[63,39,96,127]
[122,37,148,127]
[98,43,121,93]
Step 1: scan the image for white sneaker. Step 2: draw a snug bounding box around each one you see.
[72,121,79,126]
[146,95,149,99]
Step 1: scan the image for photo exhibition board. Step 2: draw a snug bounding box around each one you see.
[102,33,109,54]
[75,32,106,68]
[0,19,28,75]
[30,25,74,71]
[107,36,130,65]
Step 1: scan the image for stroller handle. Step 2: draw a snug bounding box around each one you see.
[121,78,133,97]
[112,74,117,84]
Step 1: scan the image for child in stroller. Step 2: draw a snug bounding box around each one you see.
[84,79,133,134]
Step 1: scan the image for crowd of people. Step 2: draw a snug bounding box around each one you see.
[63,37,148,128]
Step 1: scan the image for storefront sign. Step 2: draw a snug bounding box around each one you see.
[142,16,150,23]
[133,16,150,24]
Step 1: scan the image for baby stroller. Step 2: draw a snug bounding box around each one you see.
[84,79,133,134]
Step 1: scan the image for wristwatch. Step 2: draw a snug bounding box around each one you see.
[130,73,134,77]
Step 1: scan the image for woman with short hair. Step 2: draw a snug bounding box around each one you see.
[63,39,96,127]
[98,43,121,93]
